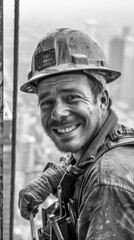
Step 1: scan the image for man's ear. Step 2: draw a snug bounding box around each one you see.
[100,89,109,109]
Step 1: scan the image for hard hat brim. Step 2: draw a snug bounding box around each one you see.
[20,64,121,94]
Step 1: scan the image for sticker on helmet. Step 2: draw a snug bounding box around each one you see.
[35,48,56,71]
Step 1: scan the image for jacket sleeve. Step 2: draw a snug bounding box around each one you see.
[78,185,134,240]
[18,156,70,220]
[27,156,69,199]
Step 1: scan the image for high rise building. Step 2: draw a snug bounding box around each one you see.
[108,27,131,103]
[120,36,134,110]
[109,37,124,73]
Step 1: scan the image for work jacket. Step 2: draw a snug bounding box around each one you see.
[72,110,134,240]
[39,109,134,240]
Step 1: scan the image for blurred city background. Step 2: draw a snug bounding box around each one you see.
[3,0,134,239]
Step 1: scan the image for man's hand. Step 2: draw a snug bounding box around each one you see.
[18,187,44,220]
[18,174,53,220]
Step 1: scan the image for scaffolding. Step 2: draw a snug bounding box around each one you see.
[0,1,3,240]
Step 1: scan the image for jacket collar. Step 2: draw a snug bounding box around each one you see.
[76,109,118,168]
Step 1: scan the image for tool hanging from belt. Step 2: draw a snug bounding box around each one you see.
[30,212,39,240]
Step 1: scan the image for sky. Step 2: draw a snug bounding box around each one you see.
[4,0,134,36]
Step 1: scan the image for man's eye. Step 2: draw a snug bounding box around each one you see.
[66,95,79,102]
[40,100,54,107]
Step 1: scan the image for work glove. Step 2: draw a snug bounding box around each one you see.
[18,158,69,220]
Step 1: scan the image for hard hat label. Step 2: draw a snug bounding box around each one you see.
[35,48,56,71]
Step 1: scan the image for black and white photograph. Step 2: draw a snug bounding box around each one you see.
[1,0,134,239]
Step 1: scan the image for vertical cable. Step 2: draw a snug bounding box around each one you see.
[0,0,3,239]
[10,0,19,239]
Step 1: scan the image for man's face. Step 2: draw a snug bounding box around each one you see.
[38,74,105,154]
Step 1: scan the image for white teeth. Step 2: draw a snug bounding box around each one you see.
[57,125,77,134]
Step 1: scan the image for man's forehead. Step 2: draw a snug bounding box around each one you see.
[38,73,89,90]
[37,73,91,99]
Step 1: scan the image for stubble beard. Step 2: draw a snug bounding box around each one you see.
[48,133,90,155]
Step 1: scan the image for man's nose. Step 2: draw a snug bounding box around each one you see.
[51,101,70,121]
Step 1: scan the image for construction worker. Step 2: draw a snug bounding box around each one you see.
[19,28,134,239]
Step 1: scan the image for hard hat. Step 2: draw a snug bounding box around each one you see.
[20,28,121,94]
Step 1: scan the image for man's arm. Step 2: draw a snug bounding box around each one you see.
[18,156,69,220]
[78,185,134,240]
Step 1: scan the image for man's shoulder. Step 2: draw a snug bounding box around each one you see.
[100,145,134,192]
[100,142,134,170]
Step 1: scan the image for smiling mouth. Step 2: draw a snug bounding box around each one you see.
[53,124,80,135]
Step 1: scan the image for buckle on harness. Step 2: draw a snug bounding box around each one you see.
[109,129,122,141]
[109,126,134,141]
